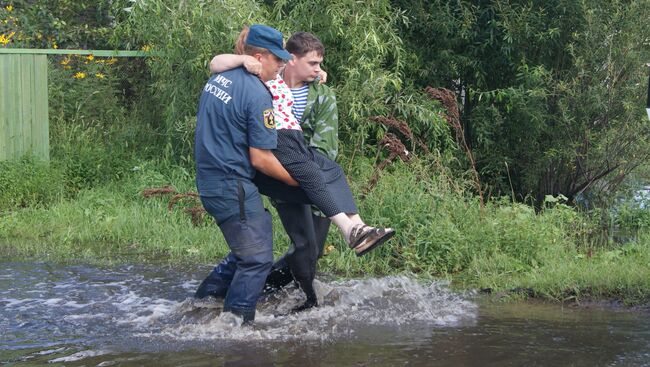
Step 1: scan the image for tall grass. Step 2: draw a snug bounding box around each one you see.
[2,153,649,303]
[0,156,64,210]
[1,162,286,263]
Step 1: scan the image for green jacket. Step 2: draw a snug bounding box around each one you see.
[300,81,339,161]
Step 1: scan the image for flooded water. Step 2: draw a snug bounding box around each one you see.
[1,261,649,366]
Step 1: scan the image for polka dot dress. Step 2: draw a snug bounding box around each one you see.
[273,129,357,217]
[260,77,357,217]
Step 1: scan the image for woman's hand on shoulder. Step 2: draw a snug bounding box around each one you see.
[242,55,262,76]
[318,69,328,84]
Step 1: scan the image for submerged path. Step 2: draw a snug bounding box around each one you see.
[0,262,648,366]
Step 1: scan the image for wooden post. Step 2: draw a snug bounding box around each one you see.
[646,67,650,122]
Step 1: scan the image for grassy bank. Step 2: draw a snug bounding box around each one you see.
[2,156,649,305]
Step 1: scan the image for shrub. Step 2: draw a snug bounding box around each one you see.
[0,156,64,210]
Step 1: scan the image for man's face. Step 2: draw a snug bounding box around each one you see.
[257,52,286,82]
[288,51,323,83]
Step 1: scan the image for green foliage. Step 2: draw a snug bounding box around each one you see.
[272,0,454,155]
[394,0,650,206]
[612,192,650,243]
[0,0,114,49]
[49,55,125,126]
[51,121,135,195]
[4,0,650,305]
[46,53,165,197]
[0,162,283,261]
[316,156,581,278]
[111,0,267,161]
[271,0,405,144]
[0,156,64,210]
[111,0,453,161]
[3,153,649,303]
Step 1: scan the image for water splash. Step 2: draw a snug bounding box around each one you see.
[0,262,477,364]
[144,276,477,342]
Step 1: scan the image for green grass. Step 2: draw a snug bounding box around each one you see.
[2,156,649,305]
[1,162,289,263]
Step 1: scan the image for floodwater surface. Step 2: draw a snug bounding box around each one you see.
[1,262,648,366]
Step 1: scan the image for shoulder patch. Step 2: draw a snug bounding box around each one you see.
[263,108,275,129]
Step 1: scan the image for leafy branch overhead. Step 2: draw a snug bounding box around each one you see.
[4,0,648,208]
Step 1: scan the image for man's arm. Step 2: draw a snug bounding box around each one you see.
[306,85,339,160]
[210,54,262,76]
[249,147,299,186]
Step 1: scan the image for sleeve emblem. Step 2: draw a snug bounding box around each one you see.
[263,108,276,129]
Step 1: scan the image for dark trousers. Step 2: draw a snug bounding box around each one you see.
[264,202,331,302]
[260,131,358,217]
[194,179,273,322]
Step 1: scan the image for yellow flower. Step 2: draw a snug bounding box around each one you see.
[73,72,86,79]
[52,42,58,49]
[0,32,14,46]
[106,57,117,65]
[95,73,105,79]
[86,54,94,61]
[60,57,70,65]
[141,44,152,52]
[5,5,13,12]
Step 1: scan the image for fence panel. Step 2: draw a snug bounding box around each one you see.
[0,53,49,161]
[0,48,149,162]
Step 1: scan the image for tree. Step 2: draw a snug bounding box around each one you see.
[394,0,650,206]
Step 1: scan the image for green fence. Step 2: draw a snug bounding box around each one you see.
[0,48,149,162]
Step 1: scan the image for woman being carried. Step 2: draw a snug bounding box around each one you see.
[211,27,395,257]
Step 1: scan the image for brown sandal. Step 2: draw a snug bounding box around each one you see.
[348,224,395,256]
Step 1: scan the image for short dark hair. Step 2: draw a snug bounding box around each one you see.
[286,32,324,57]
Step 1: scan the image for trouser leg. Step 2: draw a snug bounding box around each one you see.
[279,203,318,305]
[264,204,332,305]
[195,253,237,299]
[196,180,273,323]
[264,203,316,299]
[312,214,331,259]
[298,214,331,307]
[218,209,274,322]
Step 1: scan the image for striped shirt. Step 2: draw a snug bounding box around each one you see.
[290,84,309,123]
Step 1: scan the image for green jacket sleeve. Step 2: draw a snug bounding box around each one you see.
[301,82,339,161]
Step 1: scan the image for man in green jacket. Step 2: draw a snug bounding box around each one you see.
[263,31,340,311]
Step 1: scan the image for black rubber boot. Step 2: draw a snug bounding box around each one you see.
[277,203,318,296]
[263,256,294,295]
[290,277,318,313]
[195,274,229,299]
[264,203,331,306]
